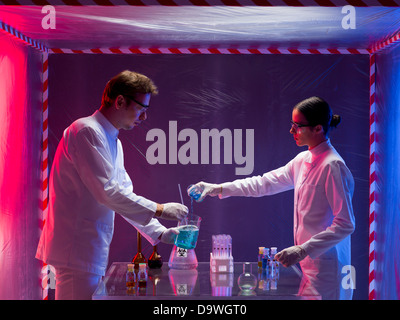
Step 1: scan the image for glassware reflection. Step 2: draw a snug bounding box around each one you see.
[168,269,198,296]
[210,272,233,296]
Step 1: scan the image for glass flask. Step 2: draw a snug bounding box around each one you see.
[237,262,257,292]
[132,232,146,269]
[148,245,163,269]
[168,245,198,270]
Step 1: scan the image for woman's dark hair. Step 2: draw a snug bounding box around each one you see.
[293,96,341,136]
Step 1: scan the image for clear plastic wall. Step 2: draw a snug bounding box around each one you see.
[375,45,400,300]
[48,53,370,299]
[0,33,43,300]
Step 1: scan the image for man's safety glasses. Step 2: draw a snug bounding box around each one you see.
[124,95,150,109]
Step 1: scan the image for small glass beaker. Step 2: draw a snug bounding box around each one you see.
[174,214,201,250]
[187,184,204,202]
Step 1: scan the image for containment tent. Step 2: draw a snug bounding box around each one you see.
[0,3,399,300]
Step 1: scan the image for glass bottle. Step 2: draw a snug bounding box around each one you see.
[126,263,136,287]
[137,263,148,288]
[126,263,136,295]
[262,247,270,270]
[237,262,257,292]
[148,245,163,269]
[132,232,146,269]
[258,247,264,269]
[270,247,278,266]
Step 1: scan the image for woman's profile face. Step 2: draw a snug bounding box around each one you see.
[290,108,317,149]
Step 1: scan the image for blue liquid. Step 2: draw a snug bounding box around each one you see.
[262,257,270,269]
[188,185,203,202]
[175,225,199,249]
[191,192,201,201]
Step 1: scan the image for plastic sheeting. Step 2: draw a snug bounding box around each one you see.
[375,46,400,300]
[1,5,398,300]
[0,6,400,50]
[0,33,43,300]
[48,53,370,299]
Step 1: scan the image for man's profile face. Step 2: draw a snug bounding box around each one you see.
[118,93,151,130]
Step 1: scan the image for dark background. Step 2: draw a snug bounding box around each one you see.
[48,53,370,299]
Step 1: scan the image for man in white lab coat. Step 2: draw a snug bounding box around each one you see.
[36,70,188,300]
[189,97,355,300]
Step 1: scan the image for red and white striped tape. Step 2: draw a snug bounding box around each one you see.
[49,47,370,54]
[370,32,400,53]
[1,0,400,6]
[40,51,50,301]
[0,21,47,53]
[368,53,376,301]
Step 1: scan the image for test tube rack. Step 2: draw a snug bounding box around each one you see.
[210,234,234,273]
[210,252,234,273]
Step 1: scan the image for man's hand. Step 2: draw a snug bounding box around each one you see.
[275,245,307,267]
[160,227,180,244]
[155,202,188,221]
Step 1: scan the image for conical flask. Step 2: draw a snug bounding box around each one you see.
[168,245,198,270]
[168,214,201,270]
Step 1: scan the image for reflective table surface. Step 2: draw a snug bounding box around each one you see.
[92,262,319,300]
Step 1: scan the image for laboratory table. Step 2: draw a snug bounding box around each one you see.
[92,262,320,300]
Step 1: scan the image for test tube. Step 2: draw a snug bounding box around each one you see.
[222,235,226,258]
[212,235,216,257]
[228,235,232,258]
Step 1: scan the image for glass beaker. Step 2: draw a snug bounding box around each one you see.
[187,184,204,202]
[174,214,201,250]
[237,262,257,292]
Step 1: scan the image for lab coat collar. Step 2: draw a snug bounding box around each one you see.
[308,139,332,163]
[93,110,119,140]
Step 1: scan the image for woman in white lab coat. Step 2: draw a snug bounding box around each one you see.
[189,96,355,300]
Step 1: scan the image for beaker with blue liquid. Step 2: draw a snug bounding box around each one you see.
[168,184,202,270]
[187,184,204,202]
[174,215,201,250]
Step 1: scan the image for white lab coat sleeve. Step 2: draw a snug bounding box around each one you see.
[68,127,156,226]
[219,159,295,199]
[301,161,356,259]
[120,216,167,246]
